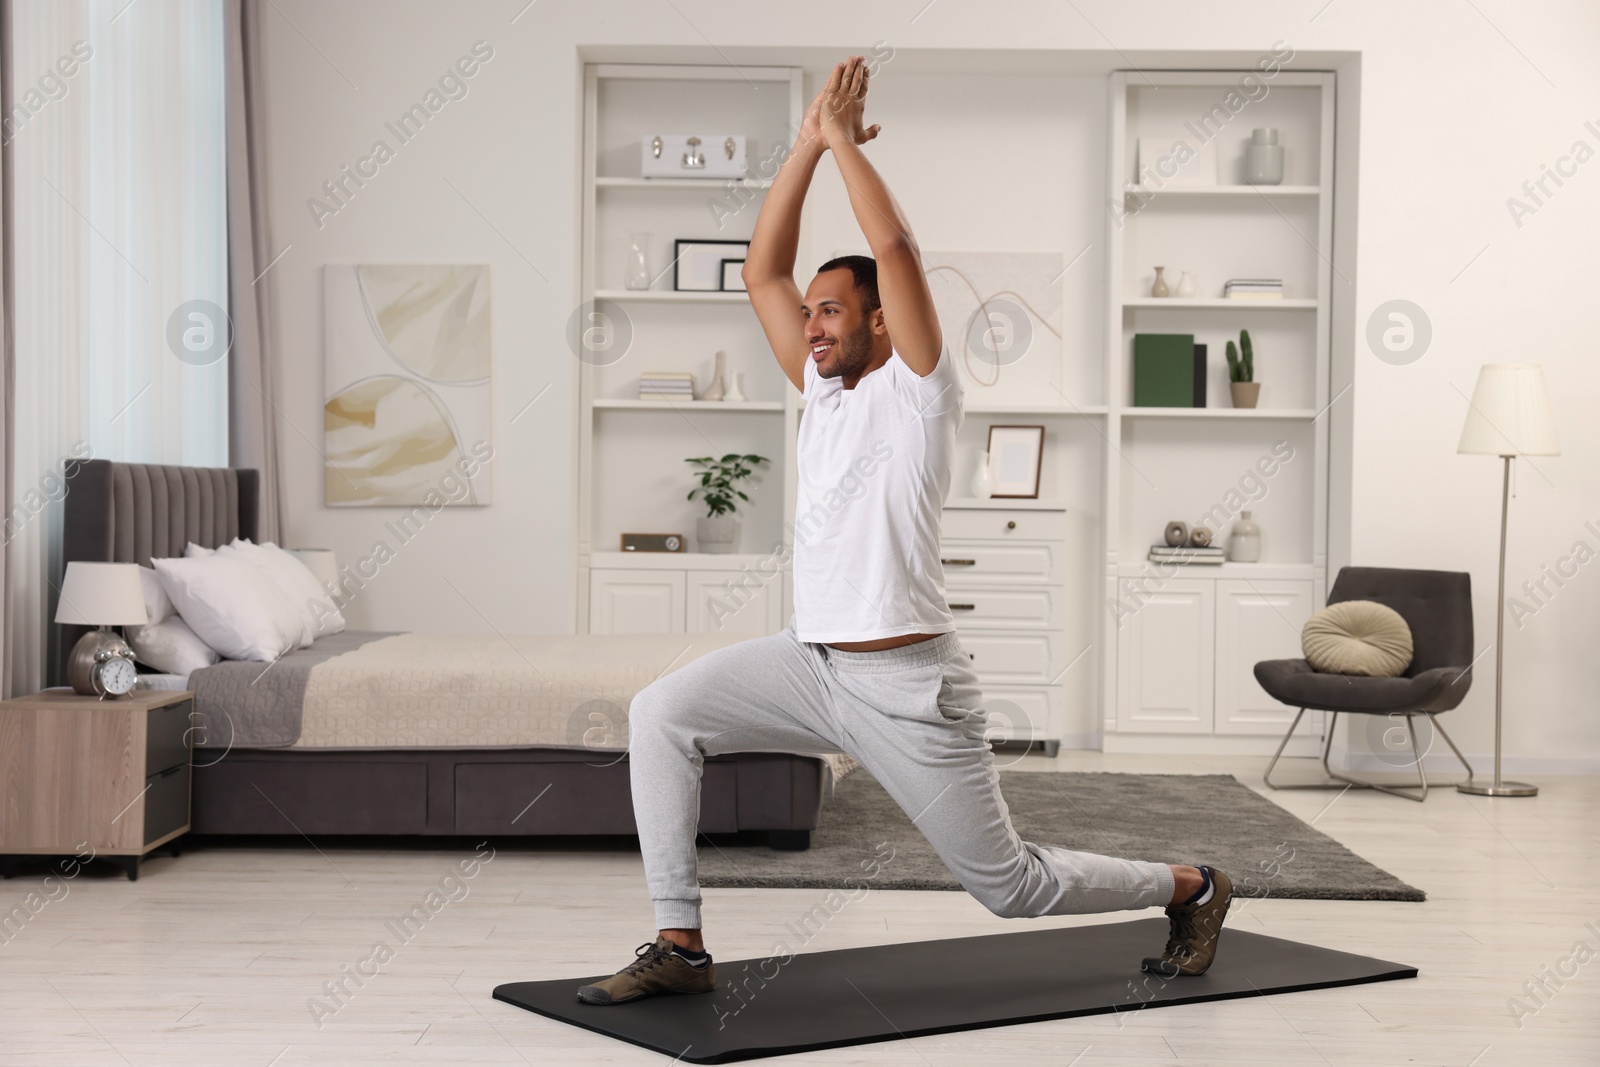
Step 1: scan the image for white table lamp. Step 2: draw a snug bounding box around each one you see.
[1455,364,1559,797]
[55,562,149,697]
[287,548,340,596]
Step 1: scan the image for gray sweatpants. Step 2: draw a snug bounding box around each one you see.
[628,620,1176,930]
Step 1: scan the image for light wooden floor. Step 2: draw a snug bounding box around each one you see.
[3,752,1597,1066]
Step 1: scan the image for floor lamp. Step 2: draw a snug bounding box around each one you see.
[1455,363,1559,797]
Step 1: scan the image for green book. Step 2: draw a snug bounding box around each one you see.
[1133,333,1196,407]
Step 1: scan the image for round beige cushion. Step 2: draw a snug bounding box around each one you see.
[1302,600,1414,677]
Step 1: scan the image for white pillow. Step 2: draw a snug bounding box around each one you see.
[152,554,303,662]
[184,541,215,558]
[219,540,345,643]
[137,565,175,624]
[126,614,220,676]
[213,541,307,647]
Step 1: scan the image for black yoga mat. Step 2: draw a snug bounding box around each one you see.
[493,917,1416,1063]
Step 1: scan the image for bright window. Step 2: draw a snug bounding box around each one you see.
[10,0,229,466]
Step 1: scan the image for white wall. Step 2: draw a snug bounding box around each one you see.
[257,0,1600,770]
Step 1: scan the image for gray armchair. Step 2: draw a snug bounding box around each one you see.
[1256,566,1477,801]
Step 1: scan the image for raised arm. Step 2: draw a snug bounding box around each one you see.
[819,57,943,376]
[741,70,840,392]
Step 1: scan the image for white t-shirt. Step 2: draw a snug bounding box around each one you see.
[792,344,963,643]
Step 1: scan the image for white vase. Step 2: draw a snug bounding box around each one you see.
[1228,510,1262,562]
[1175,271,1196,298]
[701,351,727,403]
[723,370,746,403]
[1150,267,1170,298]
[1244,128,1284,185]
[971,451,994,499]
[697,515,740,554]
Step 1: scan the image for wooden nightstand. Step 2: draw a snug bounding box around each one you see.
[0,688,194,880]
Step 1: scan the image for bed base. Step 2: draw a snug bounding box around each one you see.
[191,746,823,848]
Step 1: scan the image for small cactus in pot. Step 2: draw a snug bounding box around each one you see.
[1226,329,1260,409]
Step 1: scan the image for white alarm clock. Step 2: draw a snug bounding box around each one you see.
[66,630,140,699]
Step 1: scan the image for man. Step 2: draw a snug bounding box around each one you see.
[578,56,1231,1006]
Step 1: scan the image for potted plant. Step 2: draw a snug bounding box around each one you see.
[686,452,769,553]
[1226,329,1260,409]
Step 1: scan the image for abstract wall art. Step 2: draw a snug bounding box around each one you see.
[922,250,1065,386]
[323,264,492,506]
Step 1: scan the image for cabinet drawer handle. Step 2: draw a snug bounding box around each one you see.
[949,603,975,611]
[941,558,976,566]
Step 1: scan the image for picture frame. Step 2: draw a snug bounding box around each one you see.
[719,258,747,292]
[986,425,1045,498]
[673,239,750,292]
[1135,136,1215,187]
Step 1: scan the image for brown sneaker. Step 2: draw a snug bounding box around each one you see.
[576,936,716,1005]
[1141,866,1232,977]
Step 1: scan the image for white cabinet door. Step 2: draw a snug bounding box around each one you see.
[589,570,685,634]
[1116,579,1214,733]
[687,570,780,636]
[1215,579,1315,735]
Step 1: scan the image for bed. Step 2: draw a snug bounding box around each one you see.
[60,459,825,848]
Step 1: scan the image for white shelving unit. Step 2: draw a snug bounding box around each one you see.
[573,62,1347,758]
[576,63,804,635]
[592,289,755,304]
[1123,184,1321,198]
[1122,407,1319,419]
[1121,298,1318,310]
[596,176,775,190]
[591,398,784,412]
[1100,71,1337,754]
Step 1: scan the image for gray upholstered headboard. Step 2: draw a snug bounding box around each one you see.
[56,460,259,682]
[63,460,259,567]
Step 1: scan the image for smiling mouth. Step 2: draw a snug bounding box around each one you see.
[810,340,835,361]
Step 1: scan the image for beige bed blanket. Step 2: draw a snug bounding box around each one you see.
[287,632,861,784]
[292,632,734,748]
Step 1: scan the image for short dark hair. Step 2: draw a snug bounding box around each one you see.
[815,255,880,315]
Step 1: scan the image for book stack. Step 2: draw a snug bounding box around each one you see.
[1148,543,1226,565]
[1224,279,1284,301]
[638,372,695,401]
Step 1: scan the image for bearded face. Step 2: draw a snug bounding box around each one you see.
[813,312,876,380]
[803,268,882,381]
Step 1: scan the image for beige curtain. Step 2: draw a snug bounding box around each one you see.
[225,0,284,542]
[0,0,16,696]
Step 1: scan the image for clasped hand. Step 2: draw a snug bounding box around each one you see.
[802,55,881,150]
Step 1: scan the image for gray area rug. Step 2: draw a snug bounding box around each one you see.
[699,771,1424,902]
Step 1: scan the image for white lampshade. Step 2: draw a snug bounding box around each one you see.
[1457,363,1561,457]
[54,562,149,626]
[287,548,340,594]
